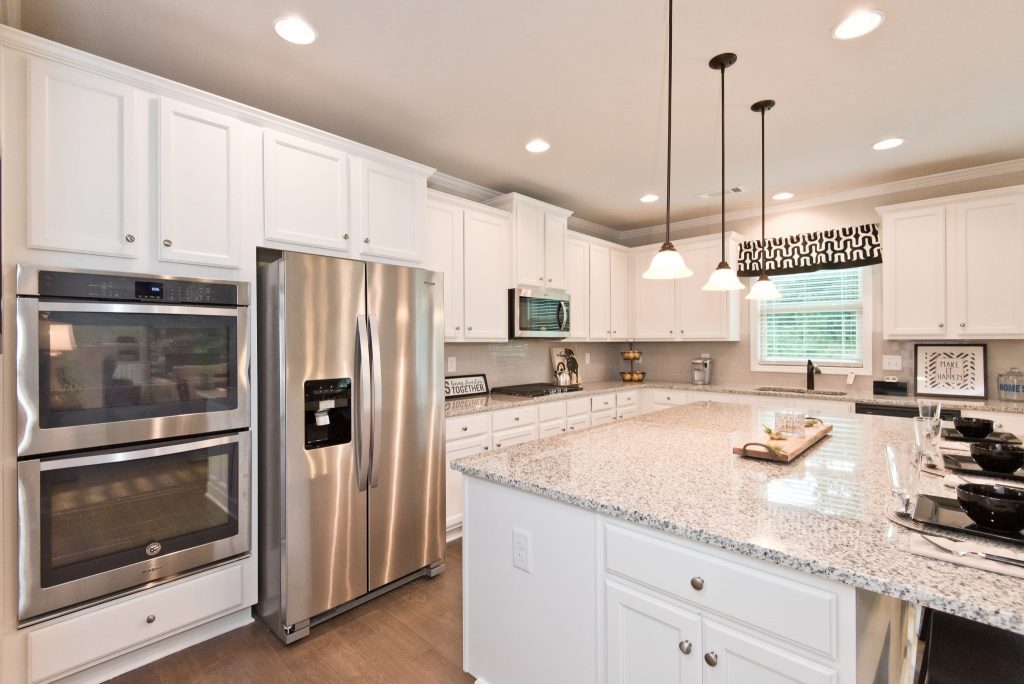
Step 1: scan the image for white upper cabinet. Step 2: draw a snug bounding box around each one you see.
[565,237,590,340]
[487,193,573,290]
[263,129,351,252]
[633,248,676,340]
[354,158,426,262]
[27,57,141,258]
[424,197,464,339]
[880,186,1024,340]
[157,97,246,268]
[589,244,612,340]
[609,249,629,340]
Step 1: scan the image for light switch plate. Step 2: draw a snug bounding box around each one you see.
[585,353,591,365]
[447,356,456,372]
[882,355,902,371]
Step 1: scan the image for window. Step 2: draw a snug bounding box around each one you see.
[752,267,872,373]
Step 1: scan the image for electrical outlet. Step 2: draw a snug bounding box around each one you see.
[882,355,902,371]
[585,353,591,365]
[512,528,533,573]
[447,356,457,372]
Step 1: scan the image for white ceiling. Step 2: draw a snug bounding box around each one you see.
[19,0,1024,230]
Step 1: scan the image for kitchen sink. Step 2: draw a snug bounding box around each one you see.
[756,386,847,397]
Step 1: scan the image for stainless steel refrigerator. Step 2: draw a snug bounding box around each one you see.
[257,250,445,644]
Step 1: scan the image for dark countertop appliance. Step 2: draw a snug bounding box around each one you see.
[491,383,583,397]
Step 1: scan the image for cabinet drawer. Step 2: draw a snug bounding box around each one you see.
[492,405,539,431]
[446,413,491,440]
[616,390,639,407]
[592,394,616,412]
[616,405,638,420]
[539,418,567,439]
[652,389,689,407]
[28,563,245,683]
[591,408,616,427]
[538,401,567,423]
[567,414,590,432]
[604,524,838,658]
[565,397,590,417]
[491,425,538,450]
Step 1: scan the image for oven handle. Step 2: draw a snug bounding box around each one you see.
[368,314,383,489]
[355,315,371,492]
[34,301,241,316]
[558,301,569,331]
[38,433,242,471]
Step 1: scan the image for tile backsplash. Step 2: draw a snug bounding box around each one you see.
[444,341,621,387]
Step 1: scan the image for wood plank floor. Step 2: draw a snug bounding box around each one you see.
[113,540,473,684]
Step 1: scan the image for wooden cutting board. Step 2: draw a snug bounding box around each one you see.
[732,422,834,463]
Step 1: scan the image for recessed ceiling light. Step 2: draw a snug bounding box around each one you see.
[640,194,659,203]
[831,9,885,40]
[872,137,904,150]
[772,192,794,201]
[525,139,551,153]
[274,16,317,45]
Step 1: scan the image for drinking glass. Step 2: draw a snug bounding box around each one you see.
[884,442,922,513]
[917,399,943,421]
[774,410,806,439]
[913,416,942,468]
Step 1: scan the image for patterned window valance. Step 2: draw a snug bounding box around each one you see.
[737,223,882,277]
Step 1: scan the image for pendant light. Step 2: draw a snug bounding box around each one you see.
[702,53,744,292]
[643,0,692,280]
[746,99,783,301]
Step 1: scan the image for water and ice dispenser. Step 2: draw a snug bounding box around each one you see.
[303,378,352,449]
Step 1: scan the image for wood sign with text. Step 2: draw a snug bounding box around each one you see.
[444,374,489,399]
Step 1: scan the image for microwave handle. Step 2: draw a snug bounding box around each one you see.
[38,433,241,471]
[558,300,568,331]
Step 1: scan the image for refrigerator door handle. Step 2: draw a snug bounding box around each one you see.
[368,313,384,489]
[355,314,371,492]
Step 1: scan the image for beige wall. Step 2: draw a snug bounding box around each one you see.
[456,172,1024,394]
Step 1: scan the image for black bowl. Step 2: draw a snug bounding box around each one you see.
[970,442,1024,474]
[954,417,995,439]
[956,483,1024,532]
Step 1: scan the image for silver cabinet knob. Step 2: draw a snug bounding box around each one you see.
[514,416,520,422]
[461,426,468,431]
[483,445,489,451]
[704,652,718,667]
[960,323,966,328]
[561,428,566,432]
[938,323,945,328]
[569,426,575,430]
[162,239,172,247]
[125,234,136,243]
[495,443,501,448]
[364,237,370,243]
[538,275,544,281]
[146,614,156,624]
[690,576,704,591]
[679,640,693,655]
[548,278,552,282]
[467,326,473,331]
[455,326,461,330]
[343,233,350,240]
[669,330,673,334]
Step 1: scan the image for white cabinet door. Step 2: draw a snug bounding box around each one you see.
[28,58,140,258]
[424,199,465,340]
[158,97,244,268]
[881,207,947,339]
[355,158,426,262]
[463,209,509,341]
[515,201,546,288]
[605,580,702,684]
[544,213,568,289]
[445,435,489,534]
[610,249,629,340]
[676,241,732,340]
[948,195,1024,337]
[702,620,836,684]
[634,250,676,340]
[565,238,590,340]
[590,245,612,340]
[263,129,350,252]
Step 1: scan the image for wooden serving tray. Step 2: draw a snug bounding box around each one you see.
[732,422,833,463]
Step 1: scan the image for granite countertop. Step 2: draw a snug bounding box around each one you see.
[452,401,1024,634]
[444,379,1024,417]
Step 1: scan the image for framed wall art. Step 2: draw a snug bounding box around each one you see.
[914,344,987,399]
[444,374,489,399]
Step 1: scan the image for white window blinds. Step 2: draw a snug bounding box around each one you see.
[756,268,865,367]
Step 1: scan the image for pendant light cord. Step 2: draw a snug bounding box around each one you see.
[760,106,766,276]
[664,0,673,246]
[719,61,725,263]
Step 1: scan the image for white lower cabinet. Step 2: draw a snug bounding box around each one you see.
[702,620,837,684]
[650,389,691,411]
[592,409,616,427]
[540,418,568,438]
[567,413,591,431]
[445,434,490,533]
[615,405,638,420]
[492,425,538,450]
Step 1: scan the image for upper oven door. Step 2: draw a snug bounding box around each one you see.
[510,289,570,339]
[17,299,250,456]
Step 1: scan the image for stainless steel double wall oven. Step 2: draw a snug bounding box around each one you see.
[15,266,252,623]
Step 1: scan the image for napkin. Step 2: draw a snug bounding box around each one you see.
[909,535,1024,579]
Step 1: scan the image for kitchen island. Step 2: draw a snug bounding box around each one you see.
[452,400,1024,683]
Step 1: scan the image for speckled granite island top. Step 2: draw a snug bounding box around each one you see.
[451,401,1024,634]
[443,379,1024,417]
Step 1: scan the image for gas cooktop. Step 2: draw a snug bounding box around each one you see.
[490,383,583,397]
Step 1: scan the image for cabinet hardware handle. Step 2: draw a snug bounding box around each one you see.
[146,614,156,624]
[467,326,473,331]
[514,417,520,422]
[461,426,468,431]
[548,278,553,282]
[690,576,704,591]
[364,237,370,243]
[125,234,136,243]
[483,446,489,451]
[561,428,566,432]
[162,239,172,247]
[704,652,718,667]
[495,443,501,448]
[343,233,350,240]
[960,323,966,328]
[678,640,693,655]
[938,323,944,328]
[455,326,461,331]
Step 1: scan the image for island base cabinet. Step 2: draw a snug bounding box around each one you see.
[702,620,838,684]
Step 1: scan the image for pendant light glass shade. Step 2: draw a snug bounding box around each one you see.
[703,261,744,291]
[746,274,782,300]
[643,242,693,279]
[643,0,691,281]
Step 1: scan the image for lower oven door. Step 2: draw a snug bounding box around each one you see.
[18,432,251,623]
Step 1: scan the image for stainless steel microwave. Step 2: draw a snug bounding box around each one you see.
[509,288,570,339]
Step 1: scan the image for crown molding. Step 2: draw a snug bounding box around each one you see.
[567,216,625,243]
[0,0,20,29]
[427,172,500,204]
[619,157,1024,244]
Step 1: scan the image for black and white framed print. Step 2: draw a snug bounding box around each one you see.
[914,344,987,399]
[444,374,489,399]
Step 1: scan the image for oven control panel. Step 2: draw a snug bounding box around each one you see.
[36,271,240,306]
